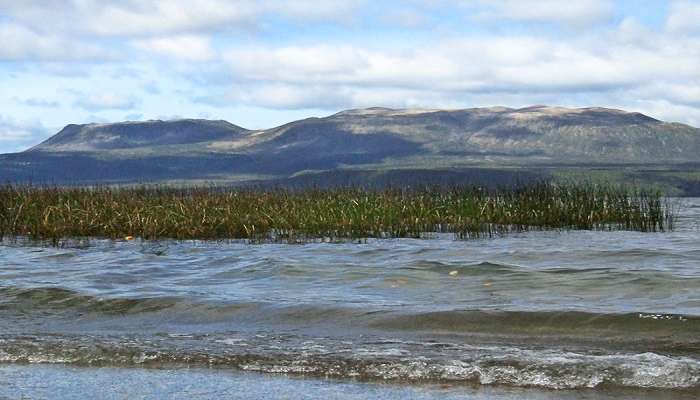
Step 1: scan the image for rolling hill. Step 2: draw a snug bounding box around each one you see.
[3,106,700,193]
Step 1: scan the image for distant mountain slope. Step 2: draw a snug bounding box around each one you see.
[214,106,695,163]
[26,106,700,162]
[2,106,700,192]
[30,119,248,152]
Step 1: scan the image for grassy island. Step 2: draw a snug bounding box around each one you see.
[0,183,674,243]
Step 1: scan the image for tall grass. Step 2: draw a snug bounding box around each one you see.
[0,183,674,244]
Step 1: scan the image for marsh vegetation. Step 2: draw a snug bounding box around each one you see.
[0,183,674,244]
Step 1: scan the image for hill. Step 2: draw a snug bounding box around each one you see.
[30,119,248,152]
[2,106,700,193]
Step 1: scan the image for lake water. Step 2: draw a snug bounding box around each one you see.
[1,199,700,399]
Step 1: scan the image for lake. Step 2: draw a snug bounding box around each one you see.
[1,199,699,399]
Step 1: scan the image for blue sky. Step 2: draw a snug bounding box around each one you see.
[1,0,699,153]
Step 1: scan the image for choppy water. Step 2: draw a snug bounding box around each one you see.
[1,199,700,398]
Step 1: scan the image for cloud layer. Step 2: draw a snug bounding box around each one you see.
[0,116,50,153]
[0,0,699,152]
[474,0,614,26]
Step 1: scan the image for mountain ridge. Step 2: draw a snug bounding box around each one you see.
[27,105,694,161]
[4,105,700,194]
[30,118,249,152]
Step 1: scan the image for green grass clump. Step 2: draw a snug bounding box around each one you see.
[0,183,674,244]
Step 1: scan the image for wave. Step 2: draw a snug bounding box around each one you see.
[2,286,700,390]
[1,333,699,390]
[403,261,522,275]
[3,286,700,358]
[372,310,700,352]
[0,286,184,314]
[3,286,699,339]
[0,287,265,327]
[396,261,700,300]
[401,259,700,279]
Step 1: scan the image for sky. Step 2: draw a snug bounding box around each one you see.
[1,0,699,153]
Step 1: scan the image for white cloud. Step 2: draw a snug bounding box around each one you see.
[0,0,366,38]
[271,0,366,22]
[226,83,354,109]
[633,82,700,108]
[227,46,370,81]
[380,9,430,28]
[474,0,614,26]
[83,1,258,36]
[0,115,51,153]
[226,31,698,93]
[213,20,700,126]
[0,23,110,61]
[666,0,700,33]
[632,100,700,128]
[133,35,215,61]
[13,97,61,108]
[1,0,699,137]
[74,93,140,111]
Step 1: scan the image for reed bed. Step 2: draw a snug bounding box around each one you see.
[0,183,674,244]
